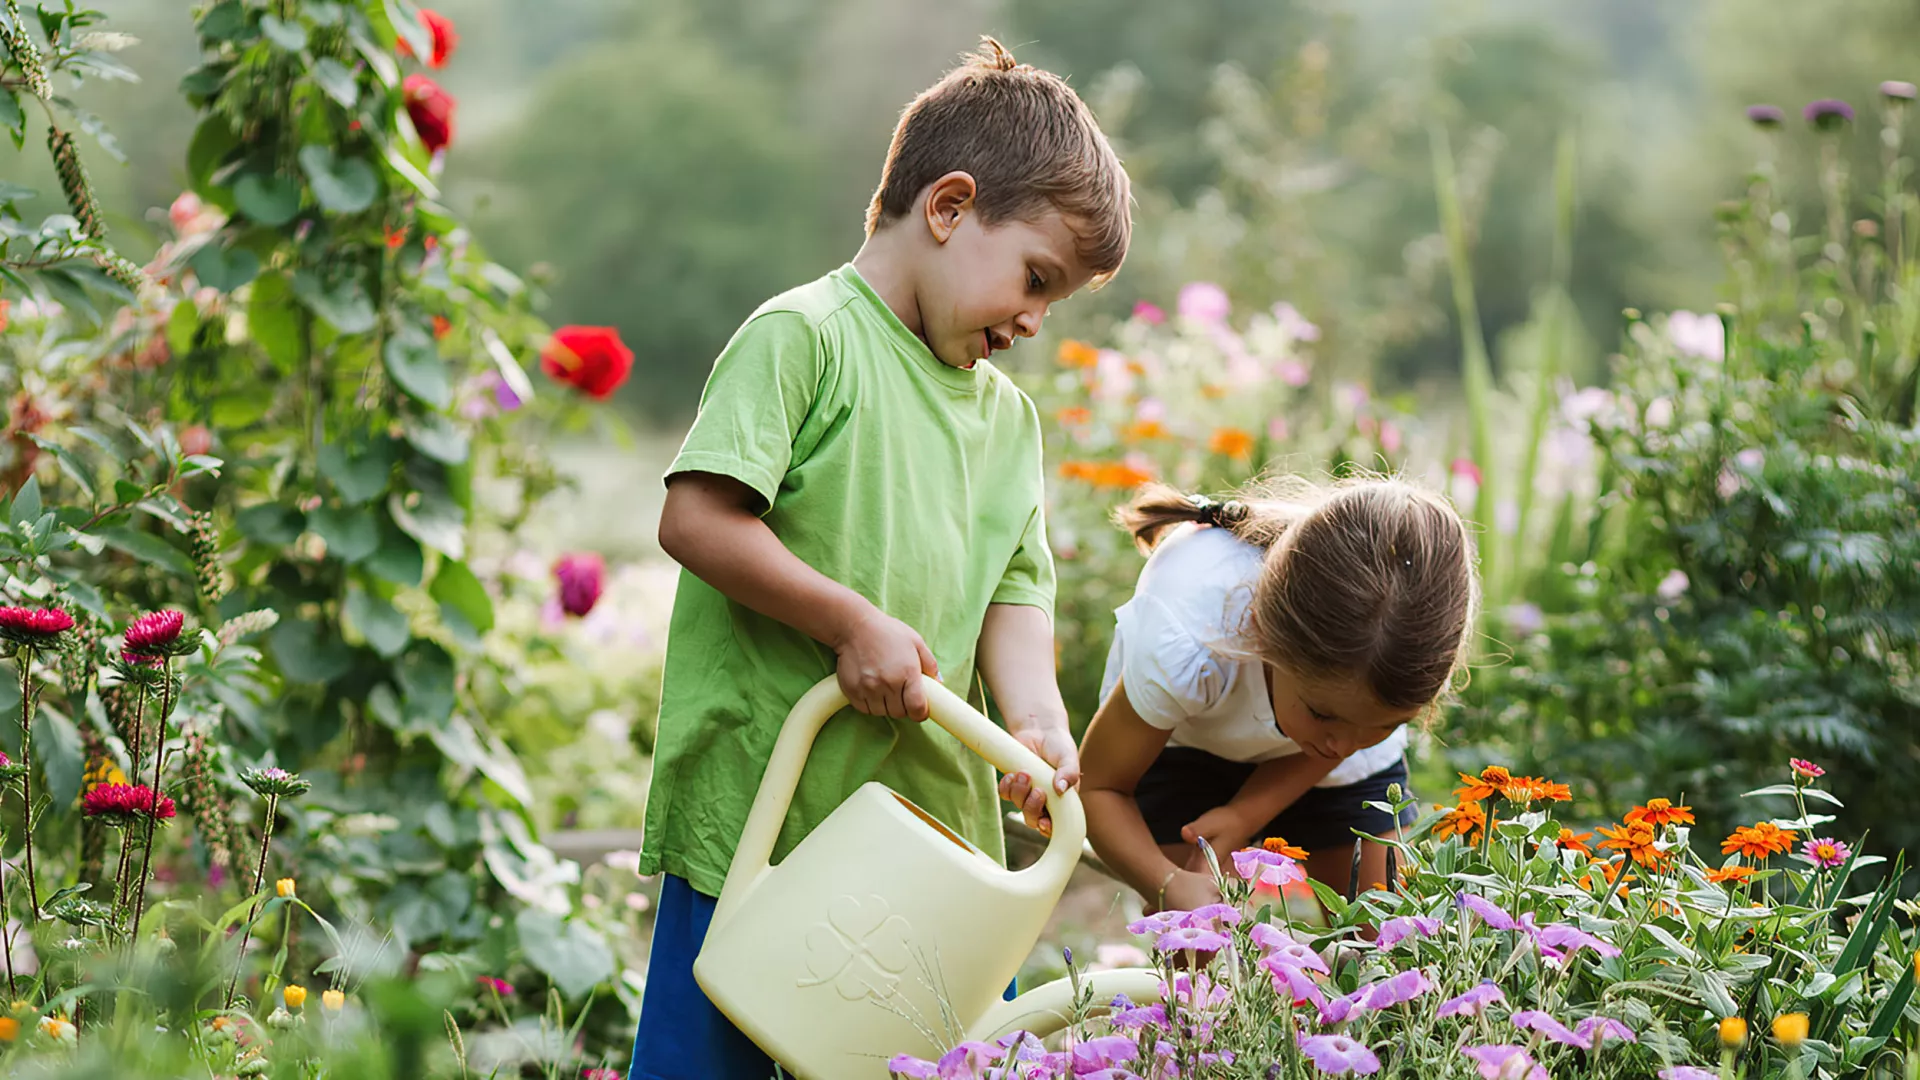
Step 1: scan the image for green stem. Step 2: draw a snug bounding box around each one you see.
[128,668,172,949]
[225,793,279,1008]
[0,832,14,1000]
[17,649,40,917]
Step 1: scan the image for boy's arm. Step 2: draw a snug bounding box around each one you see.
[659,470,940,721]
[976,603,1080,835]
[1177,753,1339,868]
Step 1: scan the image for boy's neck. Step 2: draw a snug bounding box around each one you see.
[850,232,926,341]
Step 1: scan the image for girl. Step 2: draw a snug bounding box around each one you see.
[1080,477,1479,914]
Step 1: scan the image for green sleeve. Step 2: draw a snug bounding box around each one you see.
[665,311,823,506]
[991,502,1056,615]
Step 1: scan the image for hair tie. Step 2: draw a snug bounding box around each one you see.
[1187,494,1247,529]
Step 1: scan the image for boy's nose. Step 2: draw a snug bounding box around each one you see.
[1013,307,1046,337]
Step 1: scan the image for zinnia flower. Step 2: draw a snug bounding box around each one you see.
[1800,837,1851,869]
[1297,1034,1381,1075]
[1207,427,1255,460]
[1746,104,1786,127]
[1790,758,1825,781]
[1453,766,1509,802]
[1706,864,1757,885]
[554,553,606,617]
[0,606,73,648]
[1262,836,1309,860]
[1501,776,1570,805]
[80,783,176,827]
[1804,99,1855,129]
[1772,1012,1808,1046]
[1596,820,1668,867]
[1433,801,1487,844]
[540,326,634,400]
[1722,822,1797,860]
[1626,797,1695,828]
[1552,828,1593,857]
[396,8,458,68]
[403,74,456,154]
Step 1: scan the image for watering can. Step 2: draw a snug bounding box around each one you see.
[694,675,1162,1079]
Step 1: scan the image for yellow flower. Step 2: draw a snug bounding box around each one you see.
[1718,1016,1747,1046]
[0,1016,17,1041]
[1912,948,1920,982]
[276,878,296,898]
[323,989,345,1012]
[283,985,307,1009]
[38,1015,75,1043]
[1772,1013,1808,1047]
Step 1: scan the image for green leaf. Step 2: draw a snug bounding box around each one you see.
[307,504,380,564]
[188,242,260,293]
[363,517,424,586]
[345,584,410,658]
[430,715,532,807]
[387,488,464,561]
[318,440,396,505]
[259,13,308,50]
[186,116,240,211]
[514,910,613,999]
[236,503,305,546]
[269,618,353,684]
[8,474,41,527]
[166,299,199,358]
[97,525,195,577]
[27,437,95,501]
[0,91,23,142]
[0,179,35,203]
[298,144,379,214]
[429,561,493,635]
[198,1,250,42]
[233,172,302,227]
[38,708,84,811]
[291,270,376,334]
[383,325,451,409]
[404,412,468,465]
[310,57,359,107]
[396,640,456,726]
[247,272,303,367]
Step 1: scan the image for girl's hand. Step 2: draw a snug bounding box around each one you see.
[1153,869,1222,914]
[1180,804,1256,871]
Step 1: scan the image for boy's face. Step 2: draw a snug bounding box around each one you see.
[915,176,1097,369]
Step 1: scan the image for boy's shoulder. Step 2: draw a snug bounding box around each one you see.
[739,265,863,336]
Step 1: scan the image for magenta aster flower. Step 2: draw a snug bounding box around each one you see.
[553,553,605,618]
[1456,892,1518,931]
[122,609,189,665]
[1745,104,1786,127]
[1298,1034,1382,1075]
[1801,837,1851,869]
[1804,99,1855,129]
[0,605,74,649]
[1437,981,1506,1018]
[1882,81,1917,101]
[1376,914,1441,948]
[1790,757,1825,781]
[80,782,177,827]
[0,749,26,783]
[476,975,514,996]
[1512,1009,1590,1048]
[1462,1045,1547,1080]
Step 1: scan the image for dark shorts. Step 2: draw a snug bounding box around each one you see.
[1135,748,1417,852]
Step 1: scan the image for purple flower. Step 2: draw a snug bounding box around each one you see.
[1298,1034,1382,1075]
[1177,282,1231,324]
[1272,302,1321,342]
[1576,1016,1637,1047]
[1250,922,1300,951]
[1184,902,1243,929]
[494,374,524,411]
[1107,997,1166,1031]
[1233,848,1306,888]
[934,1041,1003,1076]
[1529,922,1623,961]
[1660,1069,1719,1080]
[1316,987,1374,1026]
[553,553,605,617]
[1801,837,1852,869]
[1512,1009,1590,1048]
[1264,955,1327,1009]
[1437,981,1507,1019]
[1463,1045,1548,1080]
[1377,915,1441,949]
[1170,971,1231,1011]
[885,1055,938,1079]
[1457,892,1518,931]
[1804,99,1855,129]
[1745,104,1786,127]
[1883,81,1918,102]
[1155,926,1230,955]
[1127,912,1184,937]
[1070,1035,1139,1072]
[1357,968,1434,1010]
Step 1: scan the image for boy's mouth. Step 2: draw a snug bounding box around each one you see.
[982,330,1011,360]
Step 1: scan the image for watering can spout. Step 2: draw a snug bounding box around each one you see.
[692,676,1092,1080]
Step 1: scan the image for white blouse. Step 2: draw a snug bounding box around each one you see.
[1098,523,1408,787]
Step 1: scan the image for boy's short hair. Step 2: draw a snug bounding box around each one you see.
[865,37,1131,285]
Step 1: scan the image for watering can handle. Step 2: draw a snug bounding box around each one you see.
[709,675,1087,931]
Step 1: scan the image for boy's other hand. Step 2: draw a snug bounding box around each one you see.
[1180,805,1256,872]
[834,607,940,721]
[998,728,1081,838]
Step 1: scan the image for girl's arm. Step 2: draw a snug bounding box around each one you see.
[1080,678,1219,912]
[1178,753,1339,864]
[976,603,1081,836]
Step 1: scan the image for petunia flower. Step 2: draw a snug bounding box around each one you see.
[1456,892,1518,931]
[1155,926,1230,955]
[1437,981,1506,1018]
[1183,903,1242,929]
[1298,1034,1381,1075]
[1660,1069,1719,1080]
[1264,941,1330,975]
[1576,1016,1637,1047]
[1529,921,1623,961]
[1462,1044,1547,1080]
[1356,968,1433,1010]
[1512,1009,1590,1048]
[1070,1034,1139,1072]
[1232,847,1306,888]
[1377,915,1441,948]
[1250,922,1301,951]
[1263,954,1327,1009]
[1127,911,1185,937]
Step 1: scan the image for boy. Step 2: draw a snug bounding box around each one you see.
[628,36,1131,1080]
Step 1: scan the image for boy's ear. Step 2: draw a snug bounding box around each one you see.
[923,171,978,244]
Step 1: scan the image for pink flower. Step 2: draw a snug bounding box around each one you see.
[1376,915,1440,949]
[1512,1009,1589,1048]
[1271,302,1321,342]
[554,553,605,617]
[477,975,514,996]
[1232,847,1306,888]
[1267,415,1291,442]
[1529,921,1622,962]
[1576,1016,1637,1047]
[1182,902,1242,929]
[1297,1033,1381,1075]
[1660,1069,1719,1080]
[123,609,186,665]
[1378,420,1403,454]
[1264,941,1330,975]
[1656,569,1690,602]
[1801,837,1851,869]
[1456,892,1517,931]
[1667,310,1725,360]
[1790,758,1825,781]
[0,606,74,648]
[1437,981,1506,1018]
[1355,968,1433,1010]
[1132,300,1166,324]
[1155,926,1230,955]
[1177,282,1231,324]
[1449,458,1483,486]
[81,783,177,826]
[1462,1045,1547,1080]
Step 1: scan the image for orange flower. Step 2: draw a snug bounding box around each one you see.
[1057,340,1099,369]
[1200,383,1229,399]
[1262,836,1308,860]
[1208,426,1255,460]
[1058,461,1099,482]
[1454,766,1512,802]
[1706,864,1758,885]
[1432,801,1486,844]
[1596,820,1668,867]
[1122,419,1167,442]
[1502,776,1571,805]
[1055,407,1091,427]
[1626,798,1695,829]
[1553,828,1593,857]
[1721,822,1797,860]
[1092,461,1155,489]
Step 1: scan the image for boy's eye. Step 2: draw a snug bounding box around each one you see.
[1028,269,1044,291]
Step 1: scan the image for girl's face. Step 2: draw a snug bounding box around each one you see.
[1267,665,1423,761]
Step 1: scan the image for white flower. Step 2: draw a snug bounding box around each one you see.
[1656,569,1690,602]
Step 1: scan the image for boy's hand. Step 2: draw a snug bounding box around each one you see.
[998,727,1081,838]
[1151,869,1223,915]
[834,607,940,721]
[1180,804,1256,872]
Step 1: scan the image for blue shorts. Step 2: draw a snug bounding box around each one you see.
[627,874,1015,1079]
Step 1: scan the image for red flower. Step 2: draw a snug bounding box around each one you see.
[1790,758,1825,781]
[123,609,186,665]
[81,782,177,825]
[431,315,452,339]
[554,553,605,617]
[477,975,515,996]
[0,606,74,648]
[397,9,458,68]
[540,326,634,400]
[403,74,456,155]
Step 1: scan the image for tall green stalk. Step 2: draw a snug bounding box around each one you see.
[1431,124,1500,601]
[1510,131,1579,601]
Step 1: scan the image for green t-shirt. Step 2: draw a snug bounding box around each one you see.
[638,263,1055,897]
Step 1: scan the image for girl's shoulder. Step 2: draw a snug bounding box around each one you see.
[1135,524,1265,642]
